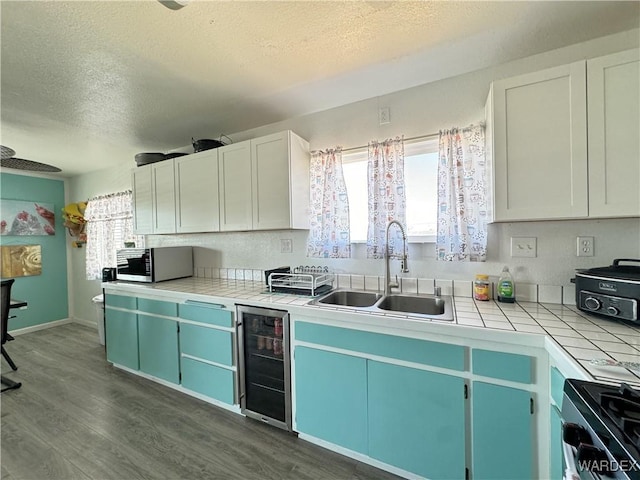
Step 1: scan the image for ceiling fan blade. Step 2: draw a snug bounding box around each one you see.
[158,0,189,10]
[1,157,62,173]
[1,145,16,160]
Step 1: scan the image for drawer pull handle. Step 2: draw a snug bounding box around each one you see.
[184,300,226,310]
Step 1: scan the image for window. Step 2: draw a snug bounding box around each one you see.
[342,138,438,242]
[84,191,144,280]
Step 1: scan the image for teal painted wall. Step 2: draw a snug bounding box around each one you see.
[1,173,69,329]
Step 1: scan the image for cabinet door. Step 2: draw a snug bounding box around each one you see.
[472,382,533,480]
[294,347,368,454]
[550,404,564,480]
[175,151,220,233]
[491,61,588,221]
[218,142,252,231]
[588,49,640,217]
[251,131,291,230]
[132,165,153,234]
[105,308,139,370]
[181,357,235,405]
[138,314,179,384]
[152,160,176,234]
[368,361,466,480]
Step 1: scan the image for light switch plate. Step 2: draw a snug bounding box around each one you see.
[379,107,391,125]
[280,238,293,254]
[511,237,537,258]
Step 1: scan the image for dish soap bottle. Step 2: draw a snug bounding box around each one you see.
[497,266,515,303]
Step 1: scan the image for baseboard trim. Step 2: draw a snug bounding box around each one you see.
[73,317,97,329]
[9,317,73,336]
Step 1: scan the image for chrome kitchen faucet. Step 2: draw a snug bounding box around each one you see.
[384,220,409,295]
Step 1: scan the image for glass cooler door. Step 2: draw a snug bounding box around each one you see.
[237,305,291,431]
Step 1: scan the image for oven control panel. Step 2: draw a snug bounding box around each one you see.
[579,290,638,322]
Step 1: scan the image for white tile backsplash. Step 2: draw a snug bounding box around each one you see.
[515,283,537,302]
[400,277,418,294]
[435,279,453,296]
[453,280,473,298]
[252,270,263,282]
[350,275,365,290]
[538,285,562,304]
[192,263,580,305]
[418,278,435,294]
[337,274,351,289]
[364,276,381,292]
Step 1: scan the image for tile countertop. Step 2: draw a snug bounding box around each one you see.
[103,277,640,388]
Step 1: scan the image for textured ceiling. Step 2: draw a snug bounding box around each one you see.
[1,1,639,177]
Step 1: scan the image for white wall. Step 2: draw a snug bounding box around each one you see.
[68,29,640,323]
[67,166,132,324]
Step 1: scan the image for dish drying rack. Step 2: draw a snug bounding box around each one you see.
[267,266,334,296]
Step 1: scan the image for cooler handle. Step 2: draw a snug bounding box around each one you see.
[612,258,640,266]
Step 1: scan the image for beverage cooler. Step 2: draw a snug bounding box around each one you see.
[236,305,292,431]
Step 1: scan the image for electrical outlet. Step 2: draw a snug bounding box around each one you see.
[511,237,537,258]
[379,107,391,125]
[577,236,594,257]
[280,238,293,254]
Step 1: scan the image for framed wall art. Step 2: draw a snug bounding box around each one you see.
[0,199,55,235]
[0,244,42,277]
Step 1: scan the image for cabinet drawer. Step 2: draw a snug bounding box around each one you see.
[472,349,533,384]
[295,322,465,371]
[179,302,233,328]
[105,294,137,310]
[180,323,233,366]
[137,298,177,317]
[180,357,235,405]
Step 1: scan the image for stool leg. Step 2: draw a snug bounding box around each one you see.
[1,346,18,371]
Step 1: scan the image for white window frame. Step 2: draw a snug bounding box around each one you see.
[342,137,439,244]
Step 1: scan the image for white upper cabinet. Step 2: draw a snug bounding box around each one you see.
[152,160,177,234]
[220,130,310,231]
[487,61,588,221]
[132,131,310,234]
[175,150,220,233]
[251,131,310,230]
[218,141,253,231]
[486,50,640,222]
[132,160,176,235]
[587,49,640,218]
[132,165,153,235]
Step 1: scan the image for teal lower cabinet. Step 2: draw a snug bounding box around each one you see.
[180,356,235,405]
[550,404,563,480]
[550,366,566,480]
[138,314,180,384]
[295,347,368,454]
[472,381,533,480]
[105,308,139,370]
[179,323,233,366]
[368,361,466,479]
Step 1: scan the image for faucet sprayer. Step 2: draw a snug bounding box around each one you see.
[384,220,409,295]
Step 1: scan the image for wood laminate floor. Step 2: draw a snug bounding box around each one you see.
[1,324,401,480]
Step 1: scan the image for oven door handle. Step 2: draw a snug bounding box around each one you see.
[563,441,606,480]
[563,441,581,480]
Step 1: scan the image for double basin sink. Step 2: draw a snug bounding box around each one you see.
[311,289,454,321]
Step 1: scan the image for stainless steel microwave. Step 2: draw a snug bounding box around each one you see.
[115,247,193,283]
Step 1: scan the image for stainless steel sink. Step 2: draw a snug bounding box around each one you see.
[316,289,383,307]
[376,294,445,315]
[313,289,454,321]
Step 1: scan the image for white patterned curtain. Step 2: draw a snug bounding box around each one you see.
[84,190,145,279]
[366,137,406,258]
[436,125,488,261]
[306,148,351,258]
